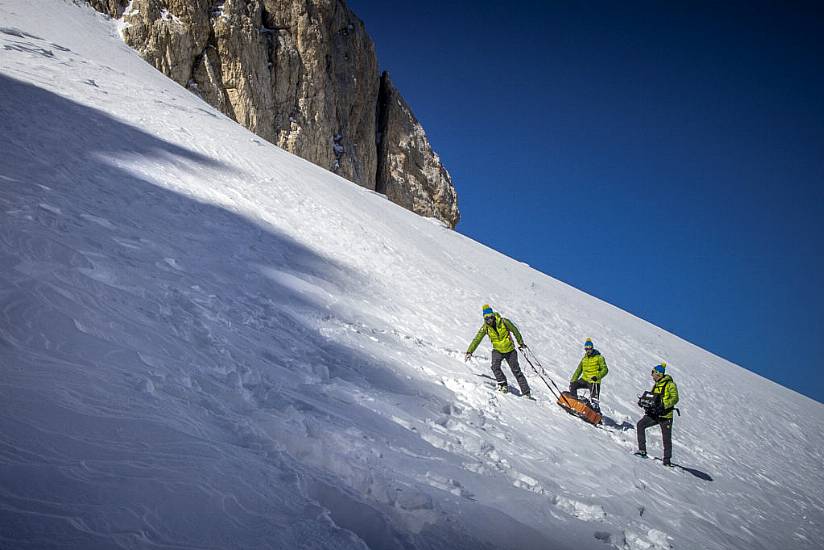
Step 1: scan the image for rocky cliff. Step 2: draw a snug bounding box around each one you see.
[88,0,459,227]
[377,72,459,227]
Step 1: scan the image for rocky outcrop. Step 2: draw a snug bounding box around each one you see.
[88,0,459,227]
[124,1,212,86]
[376,72,459,227]
[87,0,125,17]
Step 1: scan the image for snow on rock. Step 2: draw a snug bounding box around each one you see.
[0,1,823,549]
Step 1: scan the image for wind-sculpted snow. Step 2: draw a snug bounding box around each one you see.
[1,2,823,549]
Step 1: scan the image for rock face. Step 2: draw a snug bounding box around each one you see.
[377,73,459,227]
[88,0,459,227]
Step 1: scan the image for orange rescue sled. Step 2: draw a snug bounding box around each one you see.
[557,391,602,425]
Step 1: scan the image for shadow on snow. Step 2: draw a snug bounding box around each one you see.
[0,74,551,549]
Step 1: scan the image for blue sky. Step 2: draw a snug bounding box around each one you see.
[348,1,824,403]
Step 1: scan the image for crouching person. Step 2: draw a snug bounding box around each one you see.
[569,338,608,411]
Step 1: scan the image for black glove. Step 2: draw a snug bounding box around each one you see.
[518,343,527,351]
[590,376,598,382]
[464,352,472,362]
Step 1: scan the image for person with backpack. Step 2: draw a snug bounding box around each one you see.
[569,338,609,411]
[465,304,532,398]
[634,362,680,466]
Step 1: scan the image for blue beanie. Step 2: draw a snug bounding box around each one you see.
[653,362,667,374]
[584,338,594,348]
[482,304,494,317]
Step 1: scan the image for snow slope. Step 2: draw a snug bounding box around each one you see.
[1,2,822,549]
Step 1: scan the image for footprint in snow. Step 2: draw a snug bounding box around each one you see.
[511,472,544,495]
[161,257,184,271]
[80,213,115,229]
[38,203,62,215]
[553,495,607,521]
[0,27,42,39]
[623,527,673,550]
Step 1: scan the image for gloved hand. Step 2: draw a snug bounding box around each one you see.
[518,343,527,351]
[590,376,598,382]
[464,352,472,362]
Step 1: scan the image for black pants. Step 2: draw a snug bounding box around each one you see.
[491,350,530,394]
[569,379,600,402]
[637,415,673,460]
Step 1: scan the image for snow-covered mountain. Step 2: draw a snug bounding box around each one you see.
[1,2,822,549]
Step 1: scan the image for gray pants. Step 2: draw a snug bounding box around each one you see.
[570,379,600,402]
[491,350,530,394]
[637,415,673,460]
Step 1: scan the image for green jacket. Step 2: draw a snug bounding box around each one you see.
[652,375,679,419]
[571,350,609,383]
[466,313,524,354]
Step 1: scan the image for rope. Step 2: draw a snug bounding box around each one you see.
[521,347,574,408]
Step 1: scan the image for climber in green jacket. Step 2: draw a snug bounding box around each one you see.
[569,338,609,411]
[465,304,532,398]
[635,362,680,466]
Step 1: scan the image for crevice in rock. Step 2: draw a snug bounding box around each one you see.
[209,1,226,19]
[259,3,277,70]
[374,70,391,196]
[189,10,235,123]
[88,0,128,19]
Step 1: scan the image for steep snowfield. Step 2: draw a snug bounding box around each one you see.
[1,2,822,549]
